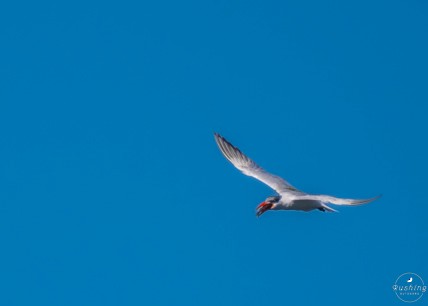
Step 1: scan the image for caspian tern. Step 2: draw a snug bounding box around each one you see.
[214,133,380,216]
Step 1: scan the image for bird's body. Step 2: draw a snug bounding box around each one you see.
[214,133,380,216]
[273,196,323,212]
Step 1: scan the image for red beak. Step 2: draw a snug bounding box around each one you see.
[256,201,272,217]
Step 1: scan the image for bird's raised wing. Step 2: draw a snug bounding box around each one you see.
[214,133,298,193]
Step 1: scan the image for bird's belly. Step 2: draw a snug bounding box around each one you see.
[277,199,321,212]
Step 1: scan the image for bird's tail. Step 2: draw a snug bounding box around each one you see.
[321,204,338,213]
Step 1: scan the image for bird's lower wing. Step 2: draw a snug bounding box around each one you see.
[299,194,381,206]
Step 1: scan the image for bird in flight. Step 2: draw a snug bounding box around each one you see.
[214,133,380,217]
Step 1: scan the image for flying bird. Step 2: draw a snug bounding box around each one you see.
[214,133,380,216]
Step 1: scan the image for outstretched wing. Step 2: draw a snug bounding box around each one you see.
[214,133,298,193]
[298,194,381,206]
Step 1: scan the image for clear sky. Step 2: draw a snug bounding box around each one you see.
[0,0,427,305]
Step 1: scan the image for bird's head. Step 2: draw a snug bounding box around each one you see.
[256,196,280,217]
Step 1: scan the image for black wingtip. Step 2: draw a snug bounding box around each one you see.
[213,132,222,144]
[374,194,383,201]
[214,133,229,146]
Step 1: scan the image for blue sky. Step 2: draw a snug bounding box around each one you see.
[0,0,427,305]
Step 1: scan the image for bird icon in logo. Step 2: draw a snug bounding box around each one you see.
[407,277,413,283]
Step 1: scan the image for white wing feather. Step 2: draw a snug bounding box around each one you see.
[297,194,381,206]
[214,133,298,193]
